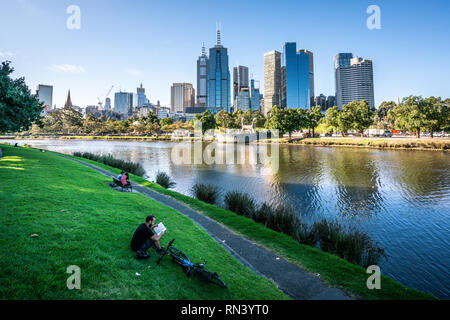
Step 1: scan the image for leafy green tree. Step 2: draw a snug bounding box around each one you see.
[305,106,324,136]
[350,100,374,133]
[195,110,216,134]
[392,96,427,138]
[232,109,245,128]
[159,117,173,127]
[375,101,397,129]
[323,106,340,133]
[423,96,449,137]
[215,110,234,129]
[145,122,160,135]
[252,110,266,128]
[266,106,303,139]
[0,61,43,133]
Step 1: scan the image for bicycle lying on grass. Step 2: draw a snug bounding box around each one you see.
[157,239,227,288]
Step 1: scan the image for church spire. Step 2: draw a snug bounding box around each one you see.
[64,90,73,109]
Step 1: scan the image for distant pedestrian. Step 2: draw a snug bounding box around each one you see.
[121,172,129,186]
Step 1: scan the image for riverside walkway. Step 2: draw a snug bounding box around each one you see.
[62,155,353,300]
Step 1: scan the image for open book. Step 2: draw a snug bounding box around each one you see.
[153,223,166,236]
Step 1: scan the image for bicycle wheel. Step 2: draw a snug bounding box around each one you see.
[157,239,175,265]
[195,269,227,288]
[170,247,192,267]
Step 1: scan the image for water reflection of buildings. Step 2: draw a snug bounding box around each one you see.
[323,149,385,218]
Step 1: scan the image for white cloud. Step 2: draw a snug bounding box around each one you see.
[125,68,142,77]
[49,64,85,73]
[0,50,14,57]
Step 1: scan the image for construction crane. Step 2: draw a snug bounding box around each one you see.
[98,85,114,109]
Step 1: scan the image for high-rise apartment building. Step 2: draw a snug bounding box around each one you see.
[263,50,281,115]
[233,65,249,101]
[281,43,314,110]
[249,79,261,112]
[114,92,137,116]
[36,84,53,107]
[104,97,111,110]
[196,44,209,107]
[207,27,231,113]
[171,83,195,113]
[137,83,148,107]
[334,53,374,109]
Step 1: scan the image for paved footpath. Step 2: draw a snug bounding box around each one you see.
[63,155,353,300]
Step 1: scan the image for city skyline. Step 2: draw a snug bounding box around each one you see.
[1,0,450,109]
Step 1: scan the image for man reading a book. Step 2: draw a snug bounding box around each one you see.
[131,215,165,259]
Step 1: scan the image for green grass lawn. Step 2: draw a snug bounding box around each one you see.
[0,144,288,300]
[63,151,436,300]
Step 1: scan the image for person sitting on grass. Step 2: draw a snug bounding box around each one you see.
[120,172,129,186]
[131,215,165,259]
[117,171,124,181]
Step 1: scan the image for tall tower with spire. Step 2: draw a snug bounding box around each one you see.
[64,90,73,109]
[196,43,209,108]
[207,24,230,113]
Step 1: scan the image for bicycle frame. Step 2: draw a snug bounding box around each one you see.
[157,239,226,288]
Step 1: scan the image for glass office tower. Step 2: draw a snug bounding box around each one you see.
[281,43,314,109]
[196,44,209,107]
[207,28,231,113]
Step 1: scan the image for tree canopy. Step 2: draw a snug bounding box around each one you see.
[0,61,43,133]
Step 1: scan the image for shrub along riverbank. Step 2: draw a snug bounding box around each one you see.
[64,151,436,300]
[0,144,287,299]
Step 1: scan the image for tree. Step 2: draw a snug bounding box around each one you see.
[159,117,173,127]
[0,61,43,133]
[392,96,427,138]
[195,110,216,134]
[265,106,303,139]
[350,100,374,133]
[375,101,397,129]
[252,110,266,128]
[423,96,448,138]
[305,106,324,136]
[215,110,234,129]
[323,106,340,133]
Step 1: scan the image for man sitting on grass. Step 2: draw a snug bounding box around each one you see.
[131,215,165,259]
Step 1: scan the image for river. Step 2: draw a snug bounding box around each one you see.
[4,139,449,299]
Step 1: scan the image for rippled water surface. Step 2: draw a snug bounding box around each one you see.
[5,139,449,299]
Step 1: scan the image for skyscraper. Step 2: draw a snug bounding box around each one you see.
[196,44,209,107]
[137,83,148,107]
[249,79,261,112]
[263,50,281,115]
[334,54,375,109]
[36,85,53,107]
[281,43,314,110]
[171,83,195,113]
[104,97,111,110]
[233,65,249,101]
[207,26,231,113]
[114,92,135,115]
[299,49,315,108]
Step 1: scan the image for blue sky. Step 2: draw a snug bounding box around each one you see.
[1,0,449,108]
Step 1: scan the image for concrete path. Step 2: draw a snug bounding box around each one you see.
[63,155,353,300]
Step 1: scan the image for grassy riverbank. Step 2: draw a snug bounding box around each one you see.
[2,134,449,151]
[62,151,437,300]
[0,144,288,300]
[286,137,450,151]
